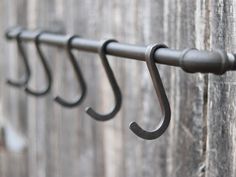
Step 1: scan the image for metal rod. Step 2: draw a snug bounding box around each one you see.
[5,27,236,74]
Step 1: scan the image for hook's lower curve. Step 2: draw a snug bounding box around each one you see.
[85,39,122,121]
[54,35,87,107]
[7,28,31,87]
[129,44,171,140]
[24,31,52,96]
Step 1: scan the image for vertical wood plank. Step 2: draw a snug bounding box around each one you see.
[206,0,236,177]
[166,1,207,177]
[1,0,29,177]
[0,0,236,177]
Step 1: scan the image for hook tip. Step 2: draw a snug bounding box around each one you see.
[6,80,10,84]
[24,86,50,97]
[54,96,59,101]
[6,80,14,86]
[24,87,32,94]
[129,121,169,140]
[6,79,25,87]
[129,122,145,138]
[85,107,92,114]
[85,107,98,119]
[85,107,114,121]
[129,121,151,140]
[129,121,138,130]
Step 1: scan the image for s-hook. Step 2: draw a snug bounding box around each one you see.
[6,28,31,87]
[129,44,171,140]
[54,35,86,107]
[24,31,52,96]
[85,39,122,121]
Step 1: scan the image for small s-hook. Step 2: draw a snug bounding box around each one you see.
[54,35,87,107]
[7,28,31,87]
[85,39,122,121]
[129,44,171,140]
[24,31,52,96]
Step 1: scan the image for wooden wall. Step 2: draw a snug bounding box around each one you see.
[0,0,235,177]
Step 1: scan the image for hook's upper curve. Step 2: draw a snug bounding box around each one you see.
[24,31,52,96]
[129,44,171,140]
[54,35,87,107]
[7,28,31,87]
[85,39,122,121]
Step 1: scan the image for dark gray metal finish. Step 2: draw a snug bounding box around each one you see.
[6,27,31,87]
[54,35,87,107]
[85,39,122,121]
[129,44,171,140]
[6,27,236,74]
[4,27,236,140]
[24,31,52,96]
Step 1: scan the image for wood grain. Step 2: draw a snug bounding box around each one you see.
[0,0,235,177]
[206,0,236,177]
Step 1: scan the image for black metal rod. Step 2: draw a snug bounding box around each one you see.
[5,27,236,74]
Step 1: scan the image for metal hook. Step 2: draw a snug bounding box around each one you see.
[85,39,122,121]
[24,31,52,96]
[7,28,31,87]
[129,44,171,140]
[54,35,87,107]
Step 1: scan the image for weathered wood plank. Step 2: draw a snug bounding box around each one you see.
[139,1,171,177]
[166,1,207,177]
[0,0,29,177]
[206,0,236,177]
[0,0,236,177]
